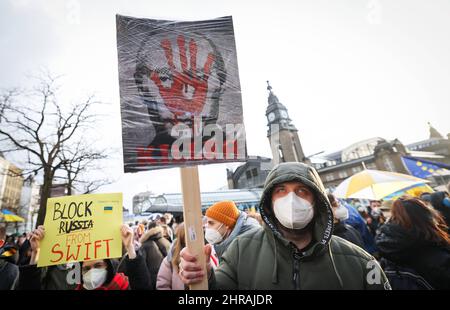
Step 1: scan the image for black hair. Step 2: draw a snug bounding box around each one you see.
[80,259,117,287]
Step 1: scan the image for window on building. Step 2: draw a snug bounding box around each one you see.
[341,138,382,162]
[366,163,377,170]
[292,138,300,162]
[338,171,348,179]
[246,170,252,179]
[325,174,335,182]
[251,168,258,177]
[384,158,396,172]
[278,147,285,163]
[352,166,362,174]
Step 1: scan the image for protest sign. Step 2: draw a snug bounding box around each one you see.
[38,193,123,267]
[116,15,247,172]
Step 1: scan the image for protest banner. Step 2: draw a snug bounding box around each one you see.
[38,193,123,267]
[116,14,247,171]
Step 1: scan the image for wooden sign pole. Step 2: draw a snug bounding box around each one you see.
[180,166,208,290]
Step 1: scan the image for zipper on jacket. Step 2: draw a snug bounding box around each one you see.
[291,244,303,289]
[293,259,300,289]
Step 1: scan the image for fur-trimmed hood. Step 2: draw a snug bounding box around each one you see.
[140,226,164,244]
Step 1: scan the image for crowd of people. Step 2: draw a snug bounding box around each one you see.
[1,162,449,290]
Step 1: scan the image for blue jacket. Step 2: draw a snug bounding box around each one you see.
[341,201,378,254]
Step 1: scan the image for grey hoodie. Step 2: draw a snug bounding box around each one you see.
[213,211,260,260]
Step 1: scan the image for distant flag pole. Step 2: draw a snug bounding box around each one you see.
[362,161,367,170]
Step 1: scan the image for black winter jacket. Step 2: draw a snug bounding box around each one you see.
[376,222,450,289]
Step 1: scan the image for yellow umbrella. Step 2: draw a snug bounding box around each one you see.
[333,169,430,200]
[383,183,434,200]
[0,209,25,222]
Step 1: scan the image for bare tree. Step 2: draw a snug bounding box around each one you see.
[78,178,115,194]
[0,73,105,227]
[55,140,113,195]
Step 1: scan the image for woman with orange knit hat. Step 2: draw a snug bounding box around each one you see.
[204,200,260,261]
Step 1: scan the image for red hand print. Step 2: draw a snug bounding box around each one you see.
[150,35,215,117]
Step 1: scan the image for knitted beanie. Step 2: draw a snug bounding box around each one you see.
[206,200,240,229]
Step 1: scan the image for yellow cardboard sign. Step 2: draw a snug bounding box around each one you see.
[38,193,123,267]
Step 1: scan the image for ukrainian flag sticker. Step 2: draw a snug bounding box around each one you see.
[104,206,113,213]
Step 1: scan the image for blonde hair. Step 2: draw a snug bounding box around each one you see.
[171,223,185,273]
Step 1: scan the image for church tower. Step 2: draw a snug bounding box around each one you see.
[266,81,308,164]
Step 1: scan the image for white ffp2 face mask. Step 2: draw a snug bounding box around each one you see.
[334,205,349,221]
[82,268,108,290]
[205,223,226,245]
[273,192,314,229]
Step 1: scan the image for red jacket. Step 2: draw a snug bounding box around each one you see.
[76,273,129,290]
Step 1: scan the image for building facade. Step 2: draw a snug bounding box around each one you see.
[227,85,450,191]
[314,126,450,189]
[19,178,41,232]
[132,191,156,215]
[0,155,24,211]
[314,138,411,188]
[227,156,273,189]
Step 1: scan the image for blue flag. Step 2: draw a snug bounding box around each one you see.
[402,156,450,178]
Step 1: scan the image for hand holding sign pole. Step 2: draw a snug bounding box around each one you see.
[180,166,208,290]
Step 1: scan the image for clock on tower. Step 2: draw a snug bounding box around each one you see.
[265,81,308,164]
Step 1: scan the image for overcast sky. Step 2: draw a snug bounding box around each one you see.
[1,0,450,210]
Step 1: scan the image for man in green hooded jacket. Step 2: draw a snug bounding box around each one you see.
[179,162,391,289]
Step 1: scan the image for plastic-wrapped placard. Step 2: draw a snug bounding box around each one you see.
[116,15,247,172]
